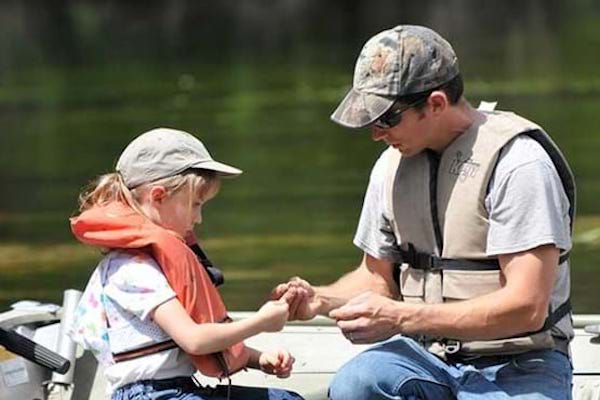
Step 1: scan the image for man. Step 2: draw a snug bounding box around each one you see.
[273,25,575,399]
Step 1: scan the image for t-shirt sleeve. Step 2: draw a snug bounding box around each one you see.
[486,150,572,256]
[353,151,404,263]
[103,252,177,321]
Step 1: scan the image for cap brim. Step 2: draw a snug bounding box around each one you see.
[330,88,395,129]
[191,160,243,177]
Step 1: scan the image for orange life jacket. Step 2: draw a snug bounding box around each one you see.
[70,201,249,378]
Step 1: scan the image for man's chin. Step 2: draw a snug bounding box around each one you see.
[397,148,418,157]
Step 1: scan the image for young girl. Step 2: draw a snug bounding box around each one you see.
[69,128,304,400]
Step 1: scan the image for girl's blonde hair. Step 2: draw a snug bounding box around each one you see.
[78,170,220,214]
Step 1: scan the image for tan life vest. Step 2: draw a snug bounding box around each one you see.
[70,202,250,378]
[385,107,575,357]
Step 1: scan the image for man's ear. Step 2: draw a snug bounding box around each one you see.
[149,186,168,203]
[428,90,449,116]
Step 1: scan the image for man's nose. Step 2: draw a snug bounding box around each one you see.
[371,127,387,142]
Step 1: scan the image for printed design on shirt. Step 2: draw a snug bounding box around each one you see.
[69,251,175,366]
[448,151,480,182]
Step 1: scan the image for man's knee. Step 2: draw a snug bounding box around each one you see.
[328,342,412,400]
[328,338,454,400]
[328,358,380,400]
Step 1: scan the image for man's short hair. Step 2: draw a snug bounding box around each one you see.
[399,73,464,111]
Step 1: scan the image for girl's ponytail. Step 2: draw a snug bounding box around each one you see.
[78,173,137,212]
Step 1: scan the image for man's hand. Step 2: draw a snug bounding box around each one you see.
[329,291,411,344]
[271,277,320,321]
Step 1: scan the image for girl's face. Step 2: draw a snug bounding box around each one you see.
[149,186,206,237]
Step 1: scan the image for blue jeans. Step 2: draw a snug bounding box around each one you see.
[329,337,572,400]
[112,376,304,400]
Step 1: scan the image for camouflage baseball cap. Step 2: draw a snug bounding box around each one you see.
[331,25,459,128]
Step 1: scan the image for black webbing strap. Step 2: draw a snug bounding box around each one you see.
[501,298,573,340]
[397,243,571,272]
[536,299,572,334]
[395,241,573,338]
[398,243,500,271]
[189,243,225,287]
[558,252,570,265]
[439,299,572,354]
[426,150,444,253]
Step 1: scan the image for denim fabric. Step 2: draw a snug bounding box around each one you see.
[329,337,572,400]
[112,376,304,400]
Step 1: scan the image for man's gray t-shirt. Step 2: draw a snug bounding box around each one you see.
[353,134,573,339]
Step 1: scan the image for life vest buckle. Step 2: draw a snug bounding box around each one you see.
[442,339,462,354]
[401,243,438,270]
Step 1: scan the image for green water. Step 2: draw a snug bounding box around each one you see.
[0,1,599,313]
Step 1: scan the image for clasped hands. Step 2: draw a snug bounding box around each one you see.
[272,278,406,344]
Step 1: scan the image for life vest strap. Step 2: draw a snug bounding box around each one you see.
[112,339,178,363]
[189,243,225,287]
[395,242,573,354]
[397,243,570,271]
[531,298,572,335]
[398,243,500,271]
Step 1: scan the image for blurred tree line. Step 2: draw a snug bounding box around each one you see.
[0,0,578,69]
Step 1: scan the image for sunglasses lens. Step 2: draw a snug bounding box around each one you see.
[373,95,429,129]
[375,110,401,129]
[375,119,390,129]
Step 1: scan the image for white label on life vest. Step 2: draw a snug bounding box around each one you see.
[0,355,29,387]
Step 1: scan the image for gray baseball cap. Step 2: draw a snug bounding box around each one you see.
[116,128,242,189]
[331,25,460,128]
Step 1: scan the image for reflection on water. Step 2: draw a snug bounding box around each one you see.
[0,1,599,312]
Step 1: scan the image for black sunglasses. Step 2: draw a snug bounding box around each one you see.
[374,97,429,129]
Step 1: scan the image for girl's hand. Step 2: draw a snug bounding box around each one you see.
[255,299,290,332]
[258,349,294,378]
[271,277,319,321]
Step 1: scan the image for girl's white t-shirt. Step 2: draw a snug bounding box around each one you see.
[93,250,195,393]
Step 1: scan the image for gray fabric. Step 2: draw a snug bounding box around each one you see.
[486,135,573,341]
[485,135,572,255]
[353,151,403,264]
[353,134,573,340]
